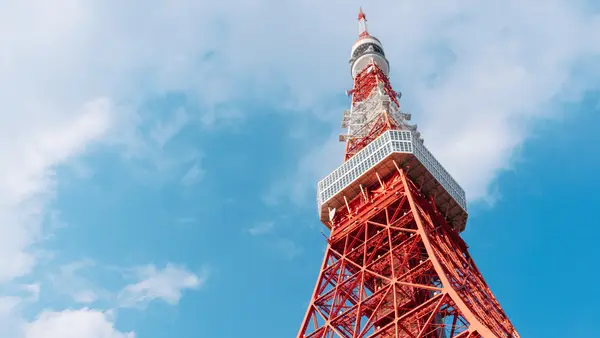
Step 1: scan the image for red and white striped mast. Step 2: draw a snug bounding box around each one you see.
[357,7,368,37]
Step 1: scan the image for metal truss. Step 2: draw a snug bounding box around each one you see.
[343,63,413,162]
[350,62,398,107]
[297,166,519,338]
[344,111,398,162]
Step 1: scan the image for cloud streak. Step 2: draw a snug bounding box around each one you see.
[118,264,207,309]
[246,222,276,236]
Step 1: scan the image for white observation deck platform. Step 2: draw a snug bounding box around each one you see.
[317,130,467,232]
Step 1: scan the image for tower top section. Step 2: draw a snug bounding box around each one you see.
[320,9,467,231]
[349,8,389,79]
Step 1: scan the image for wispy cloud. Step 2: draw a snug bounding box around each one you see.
[263,133,344,207]
[180,161,204,186]
[116,105,203,186]
[48,260,107,305]
[20,284,40,303]
[0,98,112,283]
[246,221,303,258]
[273,239,303,260]
[118,264,207,309]
[46,260,208,311]
[72,290,99,305]
[149,108,190,149]
[246,221,275,236]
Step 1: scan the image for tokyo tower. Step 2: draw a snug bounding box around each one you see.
[297,9,519,338]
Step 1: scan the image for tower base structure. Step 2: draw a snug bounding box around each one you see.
[298,165,519,338]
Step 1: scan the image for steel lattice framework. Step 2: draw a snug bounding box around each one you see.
[297,8,519,338]
[298,167,518,337]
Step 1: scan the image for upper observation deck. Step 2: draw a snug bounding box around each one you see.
[317,130,467,232]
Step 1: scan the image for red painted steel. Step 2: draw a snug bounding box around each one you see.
[297,167,519,337]
[351,64,398,108]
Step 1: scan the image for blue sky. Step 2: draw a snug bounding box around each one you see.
[1,1,600,337]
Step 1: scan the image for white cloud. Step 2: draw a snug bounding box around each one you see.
[0,297,21,317]
[0,0,219,287]
[49,260,106,305]
[0,98,112,282]
[118,264,206,309]
[24,309,134,338]
[48,261,206,309]
[148,108,190,150]
[20,284,41,302]
[73,290,99,305]
[120,106,204,187]
[0,296,131,338]
[0,262,203,337]
[0,296,25,338]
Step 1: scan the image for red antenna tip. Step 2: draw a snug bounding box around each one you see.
[358,7,366,21]
[357,7,369,37]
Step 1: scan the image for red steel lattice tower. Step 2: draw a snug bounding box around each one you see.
[297,9,519,338]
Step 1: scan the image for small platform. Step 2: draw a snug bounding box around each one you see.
[317,130,468,232]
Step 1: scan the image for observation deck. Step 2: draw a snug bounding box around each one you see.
[317,130,467,232]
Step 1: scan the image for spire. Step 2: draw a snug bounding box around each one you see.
[357,7,369,38]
